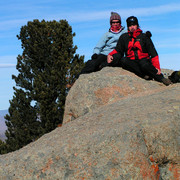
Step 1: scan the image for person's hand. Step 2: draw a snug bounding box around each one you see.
[107,55,113,63]
[156,68,161,75]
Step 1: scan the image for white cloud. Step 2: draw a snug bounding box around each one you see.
[0,64,16,68]
[0,19,33,31]
[0,55,17,63]
[122,3,180,17]
[149,27,180,33]
[0,55,17,68]
[1,2,179,27]
[65,3,180,22]
[158,43,180,48]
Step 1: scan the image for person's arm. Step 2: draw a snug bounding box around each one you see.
[107,35,124,64]
[151,56,161,72]
[93,32,108,55]
[146,37,161,71]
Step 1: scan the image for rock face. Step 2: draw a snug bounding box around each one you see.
[0,67,179,179]
[63,67,173,123]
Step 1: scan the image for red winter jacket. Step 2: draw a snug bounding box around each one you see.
[109,29,160,70]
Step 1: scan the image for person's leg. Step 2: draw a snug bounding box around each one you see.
[96,54,109,70]
[138,59,164,81]
[108,53,123,67]
[121,57,145,78]
[100,53,122,69]
[139,59,172,85]
[79,59,97,74]
[80,54,107,74]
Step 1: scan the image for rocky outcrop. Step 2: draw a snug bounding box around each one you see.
[63,67,173,123]
[0,67,179,179]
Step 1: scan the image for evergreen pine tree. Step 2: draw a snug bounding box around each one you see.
[3,19,84,153]
[0,140,7,154]
[4,88,41,152]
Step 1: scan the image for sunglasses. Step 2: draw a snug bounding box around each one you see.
[111,20,121,24]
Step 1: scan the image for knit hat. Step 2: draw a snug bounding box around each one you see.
[110,12,121,24]
[126,16,139,27]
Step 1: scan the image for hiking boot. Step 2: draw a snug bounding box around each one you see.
[162,78,172,86]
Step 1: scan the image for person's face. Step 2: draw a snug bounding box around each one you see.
[111,20,121,26]
[128,24,138,32]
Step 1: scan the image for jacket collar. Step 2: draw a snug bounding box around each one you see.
[128,28,142,38]
[109,26,125,34]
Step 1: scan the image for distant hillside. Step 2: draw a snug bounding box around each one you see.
[0,132,6,141]
[0,110,8,116]
[0,110,8,141]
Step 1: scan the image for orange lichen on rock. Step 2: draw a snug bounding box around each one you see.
[94,85,132,105]
[57,124,62,127]
[41,158,53,173]
[149,155,160,179]
[169,163,180,180]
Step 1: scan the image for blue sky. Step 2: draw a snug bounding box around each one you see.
[0,0,180,110]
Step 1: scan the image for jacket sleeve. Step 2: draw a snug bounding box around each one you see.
[109,49,118,56]
[151,56,160,70]
[146,37,161,70]
[93,32,108,55]
[108,34,124,59]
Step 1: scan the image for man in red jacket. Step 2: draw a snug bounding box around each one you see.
[107,16,172,86]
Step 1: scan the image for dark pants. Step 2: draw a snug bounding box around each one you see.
[121,57,164,82]
[80,54,107,74]
[80,54,121,75]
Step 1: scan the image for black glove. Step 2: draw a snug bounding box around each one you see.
[91,53,98,59]
[145,31,152,38]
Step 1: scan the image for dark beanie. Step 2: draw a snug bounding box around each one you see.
[126,16,139,27]
[110,12,121,23]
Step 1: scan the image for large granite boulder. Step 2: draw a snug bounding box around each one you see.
[0,67,179,179]
[63,67,173,124]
